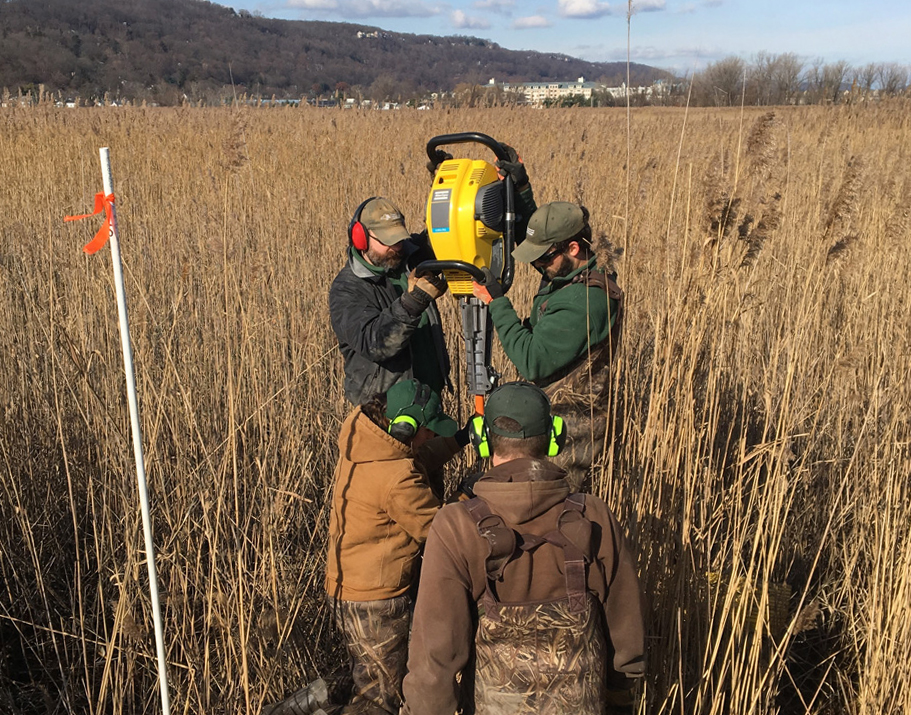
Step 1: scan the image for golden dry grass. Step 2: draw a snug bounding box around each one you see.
[0,101,909,714]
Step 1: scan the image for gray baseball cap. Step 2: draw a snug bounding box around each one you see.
[360,197,410,246]
[512,202,585,263]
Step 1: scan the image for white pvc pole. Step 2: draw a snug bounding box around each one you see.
[99,147,172,715]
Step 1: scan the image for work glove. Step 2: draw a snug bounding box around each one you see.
[426,149,453,176]
[495,142,529,189]
[410,270,447,300]
[471,267,504,305]
[401,271,448,316]
[452,469,484,501]
[454,418,473,449]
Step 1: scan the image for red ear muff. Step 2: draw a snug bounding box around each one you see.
[350,221,368,251]
[348,196,378,252]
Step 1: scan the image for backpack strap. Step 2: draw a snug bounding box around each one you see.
[463,497,517,581]
[556,494,591,612]
[523,494,591,612]
[467,494,594,614]
[463,497,518,621]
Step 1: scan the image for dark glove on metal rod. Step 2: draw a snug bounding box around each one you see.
[426,149,453,176]
[454,421,472,448]
[472,267,504,305]
[495,142,528,188]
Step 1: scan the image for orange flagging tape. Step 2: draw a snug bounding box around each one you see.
[474,394,486,416]
[64,193,115,254]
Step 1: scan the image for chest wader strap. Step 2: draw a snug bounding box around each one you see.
[463,493,593,616]
[464,497,517,621]
[557,493,590,612]
[519,493,589,612]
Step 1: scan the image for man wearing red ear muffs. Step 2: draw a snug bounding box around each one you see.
[329,144,535,406]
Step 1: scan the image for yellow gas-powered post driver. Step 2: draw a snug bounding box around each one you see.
[415,132,517,415]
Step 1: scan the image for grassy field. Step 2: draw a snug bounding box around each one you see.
[0,101,909,714]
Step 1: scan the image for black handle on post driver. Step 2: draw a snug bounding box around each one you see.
[424,132,516,293]
[501,177,515,292]
[426,132,509,163]
[414,260,486,282]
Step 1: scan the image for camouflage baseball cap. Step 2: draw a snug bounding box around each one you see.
[512,202,585,263]
[484,381,552,438]
[360,197,410,246]
[385,379,458,437]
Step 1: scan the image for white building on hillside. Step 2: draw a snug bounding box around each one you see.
[483,76,666,106]
[518,77,597,105]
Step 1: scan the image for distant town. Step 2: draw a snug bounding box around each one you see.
[2,76,669,110]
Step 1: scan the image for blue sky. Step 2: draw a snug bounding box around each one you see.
[215,0,911,75]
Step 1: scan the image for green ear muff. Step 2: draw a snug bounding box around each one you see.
[548,415,566,457]
[469,415,490,459]
[389,414,418,442]
[387,383,434,443]
[471,414,565,458]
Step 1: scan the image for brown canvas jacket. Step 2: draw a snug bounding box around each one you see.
[401,457,645,715]
[325,406,460,602]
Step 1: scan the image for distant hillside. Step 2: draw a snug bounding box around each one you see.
[0,0,672,104]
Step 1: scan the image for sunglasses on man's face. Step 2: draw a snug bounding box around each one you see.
[532,245,564,266]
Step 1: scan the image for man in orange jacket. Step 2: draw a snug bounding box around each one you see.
[325,379,469,715]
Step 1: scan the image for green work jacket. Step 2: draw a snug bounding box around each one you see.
[488,257,619,386]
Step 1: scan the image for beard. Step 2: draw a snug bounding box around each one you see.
[545,254,575,281]
[365,244,405,270]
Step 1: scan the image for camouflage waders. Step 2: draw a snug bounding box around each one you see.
[327,594,411,715]
[540,271,623,492]
[463,494,607,715]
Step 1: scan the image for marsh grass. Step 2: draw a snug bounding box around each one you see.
[0,102,909,714]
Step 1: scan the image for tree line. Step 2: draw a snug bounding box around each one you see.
[686,53,909,106]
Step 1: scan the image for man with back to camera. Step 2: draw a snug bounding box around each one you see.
[401,381,644,715]
[472,202,624,491]
[329,144,536,406]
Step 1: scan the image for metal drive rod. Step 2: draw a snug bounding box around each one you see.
[460,296,499,413]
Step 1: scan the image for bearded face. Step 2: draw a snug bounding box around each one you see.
[544,252,576,281]
[364,236,406,270]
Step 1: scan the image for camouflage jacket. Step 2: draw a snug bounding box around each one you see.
[401,458,644,715]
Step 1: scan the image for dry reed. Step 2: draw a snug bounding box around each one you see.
[0,101,909,714]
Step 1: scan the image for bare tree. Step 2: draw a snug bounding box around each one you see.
[804,58,850,104]
[772,53,804,105]
[804,58,825,104]
[881,63,909,96]
[695,56,745,106]
[749,51,775,105]
[369,74,398,104]
[854,62,881,99]
[823,60,851,103]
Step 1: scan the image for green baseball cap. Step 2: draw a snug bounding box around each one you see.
[385,379,458,437]
[361,197,410,246]
[512,201,585,263]
[484,382,552,438]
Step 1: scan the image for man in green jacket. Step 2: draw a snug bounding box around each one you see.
[472,202,623,491]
